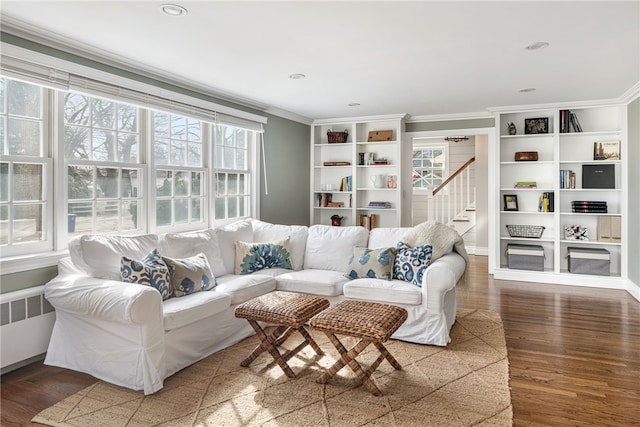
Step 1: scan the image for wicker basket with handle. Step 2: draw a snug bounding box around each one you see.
[327,129,349,144]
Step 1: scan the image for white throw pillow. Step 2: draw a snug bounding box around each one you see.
[77,234,159,280]
[251,219,308,270]
[214,219,253,275]
[158,229,226,278]
[304,225,369,272]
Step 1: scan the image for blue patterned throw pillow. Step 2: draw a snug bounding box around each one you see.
[235,239,292,274]
[393,242,433,287]
[162,253,216,297]
[346,247,396,280]
[121,249,173,300]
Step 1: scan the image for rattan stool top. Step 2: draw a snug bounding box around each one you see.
[235,291,329,327]
[310,300,408,342]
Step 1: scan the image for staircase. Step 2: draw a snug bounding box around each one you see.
[428,157,476,235]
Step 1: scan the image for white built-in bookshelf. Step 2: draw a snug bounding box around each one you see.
[310,115,410,228]
[492,105,627,288]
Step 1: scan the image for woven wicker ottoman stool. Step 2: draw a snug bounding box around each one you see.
[234,291,330,378]
[309,300,408,396]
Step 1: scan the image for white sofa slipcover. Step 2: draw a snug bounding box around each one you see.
[44,219,466,394]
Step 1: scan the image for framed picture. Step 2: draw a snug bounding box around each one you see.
[503,194,519,211]
[524,117,549,134]
[593,140,620,160]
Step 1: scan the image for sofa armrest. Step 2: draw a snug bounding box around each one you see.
[45,258,162,325]
[421,252,466,299]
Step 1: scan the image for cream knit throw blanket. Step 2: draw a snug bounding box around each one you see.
[402,220,469,286]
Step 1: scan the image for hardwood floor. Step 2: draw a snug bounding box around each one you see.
[2,255,639,426]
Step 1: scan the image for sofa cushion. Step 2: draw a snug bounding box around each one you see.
[162,290,231,331]
[251,219,308,270]
[275,269,349,297]
[71,233,159,280]
[393,242,433,287]
[343,278,422,305]
[368,227,413,249]
[121,248,173,300]
[215,274,277,305]
[234,238,292,274]
[162,253,215,297]
[346,247,396,280]
[304,225,369,272]
[158,229,226,278]
[214,219,254,275]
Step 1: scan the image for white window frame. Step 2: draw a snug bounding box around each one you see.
[0,66,266,274]
[412,140,449,193]
[212,125,255,225]
[0,78,54,257]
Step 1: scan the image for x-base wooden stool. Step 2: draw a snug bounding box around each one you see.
[309,300,408,396]
[234,291,330,378]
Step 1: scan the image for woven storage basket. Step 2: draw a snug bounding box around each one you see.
[506,224,545,238]
[327,129,349,143]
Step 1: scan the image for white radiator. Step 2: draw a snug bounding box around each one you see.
[0,285,55,372]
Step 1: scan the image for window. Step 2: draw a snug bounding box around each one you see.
[0,69,263,270]
[0,77,52,256]
[152,111,206,228]
[412,144,446,190]
[214,125,252,221]
[64,93,143,235]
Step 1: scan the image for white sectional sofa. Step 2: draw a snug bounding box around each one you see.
[43,219,467,394]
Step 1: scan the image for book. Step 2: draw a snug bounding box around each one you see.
[539,192,554,212]
[560,109,571,133]
[570,112,583,132]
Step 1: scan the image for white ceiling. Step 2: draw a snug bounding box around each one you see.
[1,1,639,122]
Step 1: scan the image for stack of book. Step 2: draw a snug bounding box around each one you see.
[572,200,607,213]
[371,158,389,165]
[560,170,576,189]
[539,192,554,212]
[318,193,332,207]
[559,109,583,133]
[514,181,537,189]
[339,176,352,191]
[367,201,391,209]
[357,214,377,230]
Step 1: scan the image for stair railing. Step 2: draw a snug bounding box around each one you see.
[429,157,476,225]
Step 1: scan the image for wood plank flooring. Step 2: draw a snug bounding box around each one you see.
[2,255,639,426]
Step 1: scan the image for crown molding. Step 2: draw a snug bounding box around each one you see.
[620,82,640,104]
[405,111,493,123]
[312,113,408,125]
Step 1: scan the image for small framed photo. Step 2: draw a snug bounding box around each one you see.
[503,194,519,211]
[524,117,549,134]
[593,140,620,160]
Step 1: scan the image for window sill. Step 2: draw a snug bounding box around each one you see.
[0,250,69,275]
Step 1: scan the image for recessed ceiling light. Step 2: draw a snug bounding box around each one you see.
[519,88,537,93]
[525,41,550,50]
[288,73,306,79]
[160,4,188,16]
[348,103,360,107]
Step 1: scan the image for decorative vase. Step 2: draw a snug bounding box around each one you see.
[507,122,517,135]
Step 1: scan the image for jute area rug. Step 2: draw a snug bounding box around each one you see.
[33,308,512,427]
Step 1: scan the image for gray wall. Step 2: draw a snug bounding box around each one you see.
[260,117,310,225]
[628,97,639,290]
